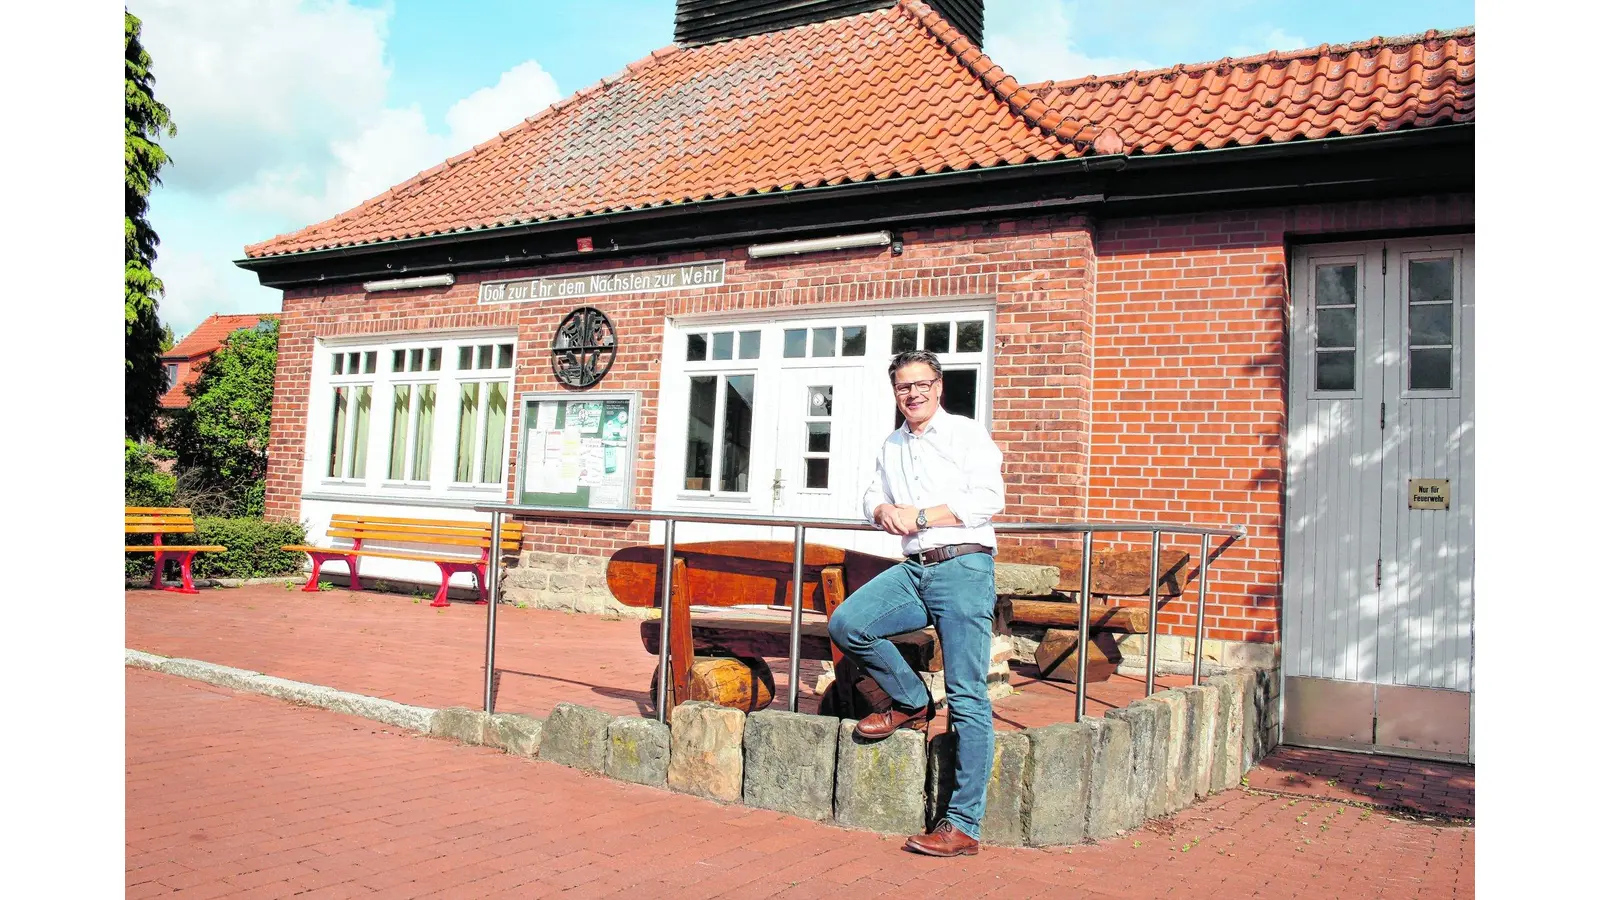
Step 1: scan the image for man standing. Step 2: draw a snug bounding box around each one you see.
[827,349,1005,857]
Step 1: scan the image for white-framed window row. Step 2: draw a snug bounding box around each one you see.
[314,334,516,496]
[663,304,996,507]
[1307,255,1365,398]
[1399,250,1462,398]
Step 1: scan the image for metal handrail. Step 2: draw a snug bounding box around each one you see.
[475,503,1243,723]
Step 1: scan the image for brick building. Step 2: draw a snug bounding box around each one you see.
[237,1,1474,760]
[157,312,275,412]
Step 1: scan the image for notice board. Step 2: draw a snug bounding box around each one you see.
[517,391,639,509]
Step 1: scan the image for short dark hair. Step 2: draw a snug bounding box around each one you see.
[888,350,943,384]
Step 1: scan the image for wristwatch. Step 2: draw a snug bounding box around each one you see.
[916,508,928,530]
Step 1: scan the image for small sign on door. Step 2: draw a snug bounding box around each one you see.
[1408,478,1450,510]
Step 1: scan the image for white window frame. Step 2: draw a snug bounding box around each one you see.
[679,368,759,499]
[654,300,997,515]
[1398,248,1465,400]
[381,345,444,487]
[307,331,516,498]
[1305,253,1368,399]
[449,342,516,489]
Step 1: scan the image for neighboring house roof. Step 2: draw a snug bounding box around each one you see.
[1025,28,1473,156]
[159,313,274,409]
[244,1,1473,260]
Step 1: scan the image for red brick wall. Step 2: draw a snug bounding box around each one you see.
[264,216,1098,556]
[1090,194,1475,645]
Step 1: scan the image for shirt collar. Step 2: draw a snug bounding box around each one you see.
[902,406,948,438]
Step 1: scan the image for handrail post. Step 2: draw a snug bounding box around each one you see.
[788,525,807,713]
[483,510,502,713]
[655,519,678,723]
[1146,529,1161,697]
[1075,531,1093,722]
[1192,532,1212,685]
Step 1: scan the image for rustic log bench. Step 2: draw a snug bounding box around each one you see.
[125,507,228,594]
[606,540,939,719]
[282,514,525,607]
[995,545,1191,682]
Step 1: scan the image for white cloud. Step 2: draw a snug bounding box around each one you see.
[133,0,392,195]
[153,247,228,337]
[984,0,1153,84]
[1227,26,1310,58]
[224,59,562,226]
[136,1,563,228]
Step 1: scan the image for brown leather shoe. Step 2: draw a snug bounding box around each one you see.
[853,703,933,740]
[904,820,980,857]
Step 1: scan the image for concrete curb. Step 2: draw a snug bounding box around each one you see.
[125,649,435,731]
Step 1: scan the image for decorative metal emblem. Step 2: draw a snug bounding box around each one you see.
[551,307,616,389]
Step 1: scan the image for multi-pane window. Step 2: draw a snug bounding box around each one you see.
[783,325,866,358]
[385,346,442,482]
[453,343,514,485]
[686,330,761,361]
[326,350,378,479]
[888,316,986,424]
[683,374,754,493]
[1312,263,1359,392]
[319,336,514,492]
[802,385,833,489]
[1406,258,1455,391]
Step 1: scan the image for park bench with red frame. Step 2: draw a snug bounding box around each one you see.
[282,514,525,607]
[125,507,228,594]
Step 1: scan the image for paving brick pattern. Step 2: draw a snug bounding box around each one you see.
[127,668,1472,898]
[1245,746,1474,821]
[126,585,1194,736]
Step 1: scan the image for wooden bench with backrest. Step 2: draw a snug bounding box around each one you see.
[607,540,942,720]
[994,544,1192,682]
[282,514,524,608]
[125,507,228,594]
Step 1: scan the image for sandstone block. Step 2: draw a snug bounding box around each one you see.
[994,562,1058,596]
[1085,716,1136,839]
[834,723,926,834]
[667,702,745,802]
[430,706,488,745]
[485,713,543,757]
[1023,723,1093,846]
[1205,674,1243,791]
[538,703,613,772]
[1146,689,1191,814]
[928,731,1031,846]
[742,710,837,821]
[1178,685,1219,800]
[606,716,670,787]
[1106,698,1172,822]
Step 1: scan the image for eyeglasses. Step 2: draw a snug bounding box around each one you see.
[893,379,939,396]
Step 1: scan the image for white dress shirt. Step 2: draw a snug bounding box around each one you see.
[861,407,1006,555]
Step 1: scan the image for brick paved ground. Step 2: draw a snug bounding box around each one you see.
[127,668,1473,898]
[126,584,1196,736]
[1244,747,1473,820]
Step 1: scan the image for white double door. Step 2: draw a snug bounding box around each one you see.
[1283,236,1474,761]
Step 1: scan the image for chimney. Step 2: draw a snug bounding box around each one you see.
[674,1,983,48]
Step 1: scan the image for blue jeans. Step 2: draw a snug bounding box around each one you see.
[827,552,996,839]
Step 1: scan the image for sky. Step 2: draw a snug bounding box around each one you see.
[131,0,1477,339]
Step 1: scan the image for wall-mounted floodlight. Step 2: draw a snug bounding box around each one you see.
[747,231,894,259]
[362,273,456,292]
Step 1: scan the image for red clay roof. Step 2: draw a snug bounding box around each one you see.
[159,313,274,409]
[1026,28,1473,156]
[245,5,1473,259]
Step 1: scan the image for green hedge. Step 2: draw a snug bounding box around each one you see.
[126,517,307,581]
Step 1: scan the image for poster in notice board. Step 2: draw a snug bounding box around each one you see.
[517,391,638,509]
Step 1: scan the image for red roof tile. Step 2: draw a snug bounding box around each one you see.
[245,7,1472,259]
[244,1,1091,258]
[1025,28,1473,156]
[159,313,275,409]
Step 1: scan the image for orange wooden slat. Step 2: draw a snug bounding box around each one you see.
[125,525,198,534]
[124,545,227,553]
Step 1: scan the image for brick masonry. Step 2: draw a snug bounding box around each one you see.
[264,196,1474,653]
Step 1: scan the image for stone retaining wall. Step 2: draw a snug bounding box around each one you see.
[127,648,1280,848]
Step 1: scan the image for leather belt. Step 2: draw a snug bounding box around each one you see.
[908,542,994,565]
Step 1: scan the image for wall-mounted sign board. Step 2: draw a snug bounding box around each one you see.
[1408,478,1450,510]
[517,391,639,509]
[479,261,725,305]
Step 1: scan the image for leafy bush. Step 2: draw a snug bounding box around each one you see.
[125,439,176,507]
[126,516,306,582]
[167,319,277,516]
